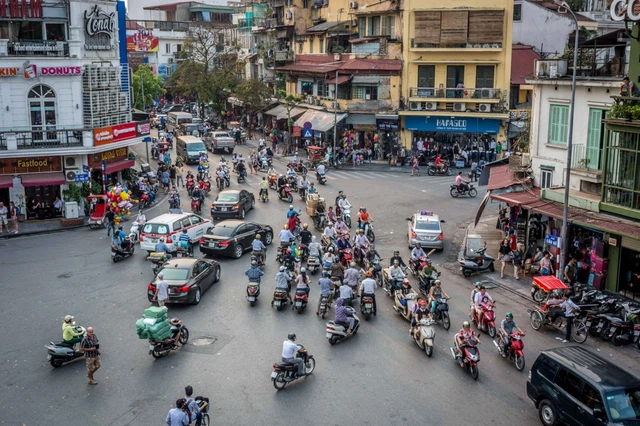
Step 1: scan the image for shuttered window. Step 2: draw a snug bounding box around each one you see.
[414,11,440,45]
[548,104,569,146]
[358,17,366,38]
[381,16,395,38]
[468,10,504,44]
[586,108,603,170]
[417,65,435,88]
[440,10,468,45]
[368,16,380,36]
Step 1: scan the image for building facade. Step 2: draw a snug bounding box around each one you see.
[0,0,147,216]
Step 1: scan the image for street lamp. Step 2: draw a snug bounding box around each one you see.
[556,0,579,279]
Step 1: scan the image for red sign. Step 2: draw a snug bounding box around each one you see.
[94,121,149,146]
[112,122,137,142]
[0,0,42,18]
[136,121,150,137]
[126,30,159,52]
[292,126,301,137]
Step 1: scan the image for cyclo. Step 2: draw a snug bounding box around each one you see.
[304,145,326,170]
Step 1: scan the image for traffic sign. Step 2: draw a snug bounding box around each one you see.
[303,122,312,130]
[143,137,152,142]
[302,129,313,139]
[292,126,301,137]
[82,165,89,172]
[74,173,90,182]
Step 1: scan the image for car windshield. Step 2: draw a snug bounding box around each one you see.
[143,223,170,234]
[215,133,230,138]
[217,193,239,203]
[415,220,440,231]
[606,388,640,421]
[158,268,189,281]
[187,142,206,153]
[211,225,236,237]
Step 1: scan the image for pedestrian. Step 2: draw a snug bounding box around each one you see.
[153,272,169,306]
[411,155,420,176]
[540,251,554,276]
[547,294,580,343]
[184,385,204,426]
[164,151,171,165]
[161,169,170,194]
[176,164,184,188]
[166,398,190,426]
[9,201,18,233]
[80,327,101,385]
[169,165,176,187]
[470,160,478,182]
[564,257,578,286]
[513,243,524,280]
[399,146,406,166]
[0,201,9,234]
[499,238,511,279]
[105,208,116,237]
[248,153,255,174]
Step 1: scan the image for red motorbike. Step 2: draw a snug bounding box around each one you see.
[278,184,293,203]
[409,255,429,276]
[451,336,481,380]
[186,179,195,196]
[472,303,497,338]
[354,244,368,265]
[494,332,526,371]
[340,248,353,267]
[293,289,308,314]
[199,180,211,197]
[191,197,201,214]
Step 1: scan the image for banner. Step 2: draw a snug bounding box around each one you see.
[126,30,159,52]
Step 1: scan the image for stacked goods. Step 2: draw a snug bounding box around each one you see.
[306,193,319,217]
[135,306,171,341]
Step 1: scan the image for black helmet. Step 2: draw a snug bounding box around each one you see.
[287,333,296,341]
[393,250,399,255]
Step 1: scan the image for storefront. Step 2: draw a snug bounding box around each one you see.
[294,109,347,146]
[88,147,136,189]
[376,114,400,159]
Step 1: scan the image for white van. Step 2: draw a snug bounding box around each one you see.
[140,212,212,252]
[167,112,193,133]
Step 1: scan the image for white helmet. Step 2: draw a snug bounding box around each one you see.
[280,266,286,272]
[300,267,306,273]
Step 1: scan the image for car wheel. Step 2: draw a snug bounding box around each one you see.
[539,400,558,426]
[192,287,201,305]
[250,198,255,210]
[214,266,221,283]
[264,232,273,245]
[233,244,243,259]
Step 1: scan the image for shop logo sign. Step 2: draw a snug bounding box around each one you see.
[0,67,20,77]
[84,5,116,51]
[435,118,468,131]
[610,0,640,21]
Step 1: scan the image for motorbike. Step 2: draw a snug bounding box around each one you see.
[326,306,360,345]
[278,184,294,203]
[139,191,155,210]
[111,244,134,262]
[362,222,375,243]
[432,297,451,330]
[287,162,308,175]
[604,304,640,343]
[414,318,436,357]
[293,289,309,314]
[298,186,307,201]
[360,295,375,320]
[317,294,331,319]
[316,172,327,185]
[450,336,481,380]
[44,325,86,368]
[313,212,326,231]
[472,302,497,338]
[146,251,172,275]
[237,168,247,183]
[393,288,419,321]
[426,162,453,176]
[259,157,272,172]
[417,271,440,297]
[251,250,265,268]
[340,206,352,228]
[459,246,495,278]
[186,180,195,196]
[129,220,142,244]
[271,344,315,390]
[272,289,290,311]
[409,255,430,277]
[149,321,189,359]
[340,248,353,267]
[191,197,202,214]
[494,332,526,371]
[307,255,321,275]
[260,189,269,203]
[247,283,260,306]
[450,184,478,198]
[287,175,298,191]
[363,257,383,286]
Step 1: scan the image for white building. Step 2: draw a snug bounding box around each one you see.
[0,0,146,216]
[126,0,228,21]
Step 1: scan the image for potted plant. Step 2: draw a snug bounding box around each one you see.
[332,45,345,60]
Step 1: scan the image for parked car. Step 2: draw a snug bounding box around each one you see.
[200,220,273,259]
[147,258,220,305]
[210,189,255,220]
[527,345,640,426]
[204,131,235,154]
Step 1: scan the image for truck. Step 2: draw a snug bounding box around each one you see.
[204,131,235,154]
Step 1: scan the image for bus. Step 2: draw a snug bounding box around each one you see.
[167,112,193,133]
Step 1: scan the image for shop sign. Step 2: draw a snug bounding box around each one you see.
[89,147,128,168]
[126,29,159,52]
[353,124,377,131]
[545,234,560,248]
[378,120,399,131]
[0,156,62,175]
[0,67,20,77]
[94,121,146,146]
[608,237,618,247]
[94,126,114,146]
[12,41,63,52]
[23,63,82,79]
[404,116,500,134]
[610,0,640,21]
[292,126,301,137]
[0,0,42,19]
[136,121,150,137]
[84,5,116,51]
[113,122,137,142]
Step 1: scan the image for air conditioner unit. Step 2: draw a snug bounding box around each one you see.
[65,169,79,183]
[286,10,293,20]
[168,58,174,63]
[453,102,466,112]
[351,18,358,26]
[349,1,358,9]
[409,101,422,111]
[478,103,492,112]
[481,89,492,99]
[64,156,83,169]
[424,102,437,111]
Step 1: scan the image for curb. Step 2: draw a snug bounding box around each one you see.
[0,223,91,239]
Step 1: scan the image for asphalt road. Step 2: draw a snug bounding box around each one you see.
[1,136,633,426]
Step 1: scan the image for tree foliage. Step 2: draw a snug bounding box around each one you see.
[278,90,303,132]
[235,79,273,111]
[132,65,165,110]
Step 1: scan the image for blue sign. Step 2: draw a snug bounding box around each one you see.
[404,116,500,134]
[303,121,312,130]
[143,137,152,142]
[378,120,399,131]
[82,165,89,172]
[545,234,560,248]
[302,129,314,139]
[74,173,90,183]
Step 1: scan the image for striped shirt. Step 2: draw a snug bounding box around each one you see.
[179,233,190,242]
[81,334,99,358]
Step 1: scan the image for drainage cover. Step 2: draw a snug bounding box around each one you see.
[191,337,216,346]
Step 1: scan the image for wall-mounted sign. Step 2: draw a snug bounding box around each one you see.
[22,64,82,79]
[608,236,618,247]
[126,29,159,52]
[378,120,399,131]
[94,121,146,146]
[12,41,63,53]
[84,5,116,51]
[610,0,640,21]
[136,122,150,137]
[0,156,62,175]
[113,122,137,142]
[0,67,20,77]
[404,116,501,134]
[88,147,128,168]
[545,233,561,248]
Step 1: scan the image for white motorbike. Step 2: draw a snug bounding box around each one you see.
[413,318,436,357]
[45,325,86,368]
[363,222,375,243]
[326,306,360,345]
[341,206,352,228]
[129,220,143,244]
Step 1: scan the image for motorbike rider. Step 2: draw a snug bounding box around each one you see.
[245,261,264,289]
[278,224,295,248]
[428,280,450,316]
[323,247,337,268]
[298,174,310,195]
[259,177,269,201]
[215,167,226,189]
[412,299,431,339]
[359,270,377,315]
[388,259,406,291]
[419,258,439,288]
[178,228,193,257]
[136,210,146,227]
[337,193,352,218]
[336,233,352,261]
[364,244,382,276]
[295,267,311,296]
[411,242,427,263]
[352,229,369,263]
[334,217,348,236]
[287,165,296,180]
[335,298,354,335]
[299,223,312,252]
[308,235,322,259]
[287,212,301,236]
[275,266,292,302]
[237,159,247,179]
[316,162,326,180]
[473,286,494,328]
[435,154,444,172]
[339,279,354,306]
[154,238,173,259]
[267,165,277,179]
[218,156,227,169]
[344,262,360,296]
[499,313,525,355]
[327,206,337,224]
[455,171,470,193]
[390,250,406,268]
[282,333,305,377]
[470,282,482,315]
[358,207,373,232]
[62,315,84,346]
[252,234,266,264]
[455,321,481,367]
[323,221,337,243]
[331,257,345,285]
[191,184,204,205]
[307,182,318,194]
[317,271,334,313]
[277,174,288,199]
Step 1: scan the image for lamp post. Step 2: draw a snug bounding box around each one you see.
[333,70,338,167]
[557,0,579,280]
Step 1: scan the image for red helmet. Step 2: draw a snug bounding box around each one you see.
[419,299,427,305]
[286,248,292,254]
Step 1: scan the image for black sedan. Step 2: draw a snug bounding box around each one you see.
[200,220,273,259]
[210,190,255,220]
[147,258,220,305]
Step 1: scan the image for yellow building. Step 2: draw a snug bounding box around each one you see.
[400,0,514,153]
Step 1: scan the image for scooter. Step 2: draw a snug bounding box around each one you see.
[149,321,189,359]
[247,283,260,306]
[129,220,142,244]
[316,172,327,185]
[472,302,497,338]
[313,212,326,231]
[450,337,481,380]
[191,197,202,214]
[44,325,86,368]
[251,250,265,269]
[326,306,360,345]
[293,289,308,314]
[450,184,478,198]
[432,297,451,330]
[340,248,353,267]
[111,244,134,262]
[494,332,526,371]
[278,184,293,203]
[237,168,247,183]
[307,255,320,275]
[272,289,290,311]
[426,163,453,176]
[360,295,375,320]
[341,206,352,228]
[413,318,436,357]
[317,294,331,319]
[393,287,419,321]
[146,251,173,275]
[363,222,375,243]
[459,245,495,278]
[271,344,315,390]
[417,271,440,297]
[363,257,383,286]
[260,189,269,203]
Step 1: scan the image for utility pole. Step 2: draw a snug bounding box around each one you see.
[332,70,338,167]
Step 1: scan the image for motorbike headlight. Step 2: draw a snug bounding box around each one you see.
[470,355,478,361]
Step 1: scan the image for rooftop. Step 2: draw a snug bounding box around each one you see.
[533,1,597,22]
[511,44,541,85]
[277,55,401,75]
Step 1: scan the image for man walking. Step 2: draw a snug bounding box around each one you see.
[153,272,169,306]
[169,165,177,188]
[0,202,9,234]
[105,209,115,237]
[176,164,184,188]
[80,327,101,385]
[184,385,203,426]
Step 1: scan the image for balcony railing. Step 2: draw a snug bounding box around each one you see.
[0,133,6,151]
[274,50,293,61]
[126,20,191,32]
[7,41,69,57]
[409,87,502,100]
[10,129,85,150]
[571,144,602,172]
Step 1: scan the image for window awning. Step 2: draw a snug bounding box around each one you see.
[325,75,351,85]
[345,114,376,126]
[20,172,65,187]
[294,110,347,132]
[0,175,14,189]
[265,105,306,120]
[106,159,136,174]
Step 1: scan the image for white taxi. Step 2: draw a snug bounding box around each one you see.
[140,212,212,252]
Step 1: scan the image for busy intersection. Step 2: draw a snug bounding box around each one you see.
[1,134,637,426]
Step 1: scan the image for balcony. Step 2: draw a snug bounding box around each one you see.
[126,20,191,32]
[6,40,69,57]
[571,144,602,173]
[0,133,6,150]
[409,87,502,101]
[9,129,85,150]
[274,50,294,61]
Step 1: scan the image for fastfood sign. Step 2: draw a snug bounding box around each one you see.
[611,0,640,20]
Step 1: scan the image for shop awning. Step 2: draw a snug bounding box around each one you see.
[376,114,399,120]
[345,114,376,126]
[488,164,532,191]
[0,175,14,189]
[294,110,347,132]
[265,105,306,120]
[106,159,136,174]
[325,75,351,85]
[20,172,65,187]
[490,187,541,206]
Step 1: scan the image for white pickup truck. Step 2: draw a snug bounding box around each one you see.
[204,131,235,154]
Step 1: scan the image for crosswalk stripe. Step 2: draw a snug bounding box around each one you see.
[326,175,337,180]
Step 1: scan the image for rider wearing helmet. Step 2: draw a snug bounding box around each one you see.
[420,257,439,280]
[323,221,337,241]
[299,223,312,248]
[358,207,373,232]
[455,321,480,366]
[277,174,288,198]
[428,279,450,315]
[389,250,407,268]
[499,313,525,354]
[308,235,322,259]
[299,174,310,196]
[282,333,305,377]
[323,247,336,268]
[412,299,431,338]
[278,224,295,247]
[359,270,377,315]
[252,234,266,264]
[317,270,334,313]
[275,265,292,301]
[337,193,352,219]
[411,242,427,261]
[286,205,296,219]
[388,259,406,291]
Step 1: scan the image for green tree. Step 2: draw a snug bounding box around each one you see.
[235,79,273,112]
[132,65,165,110]
[278,89,303,137]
